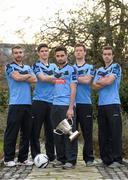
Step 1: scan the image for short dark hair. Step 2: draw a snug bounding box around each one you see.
[12,45,23,53]
[102,45,114,54]
[55,46,67,55]
[74,43,86,52]
[37,43,48,52]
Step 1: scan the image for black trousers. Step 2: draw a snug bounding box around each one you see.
[30,100,55,161]
[98,104,122,165]
[4,105,32,162]
[51,105,77,165]
[76,104,94,163]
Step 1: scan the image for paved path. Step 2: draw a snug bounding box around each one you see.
[0,143,128,180]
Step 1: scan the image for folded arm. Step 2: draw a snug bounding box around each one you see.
[37,73,55,84]
[78,75,93,84]
[92,75,115,90]
[11,71,37,83]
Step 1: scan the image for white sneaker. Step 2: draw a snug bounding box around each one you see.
[86,161,96,167]
[108,162,123,168]
[18,160,34,166]
[4,161,16,167]
[52,160,63,168]
[62,162,75,169]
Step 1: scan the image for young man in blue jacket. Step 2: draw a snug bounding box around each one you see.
[51,46,77,169]
[4,45,37,167]
[92,46,122,168]
[30,44,56,163]
[74,44,95,166]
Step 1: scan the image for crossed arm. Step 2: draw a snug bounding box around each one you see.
[37,73,55,84]
[92,75,116,90]
[11,71,37,83]
[78,75,93,84]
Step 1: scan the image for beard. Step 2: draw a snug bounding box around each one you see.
[15,58,23,65]
[57,60,67,65]
[57,61,67,65]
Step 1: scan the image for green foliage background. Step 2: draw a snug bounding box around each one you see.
[0,0,128,157]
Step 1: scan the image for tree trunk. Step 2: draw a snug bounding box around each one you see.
[104,0,113,45]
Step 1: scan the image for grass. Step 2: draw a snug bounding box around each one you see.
[0,138,3,158]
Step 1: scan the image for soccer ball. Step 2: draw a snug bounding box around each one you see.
[34,154,49,168]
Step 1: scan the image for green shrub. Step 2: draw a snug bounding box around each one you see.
[0,88,8,112]
[120,79,128,112]
[0,139,3,156]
